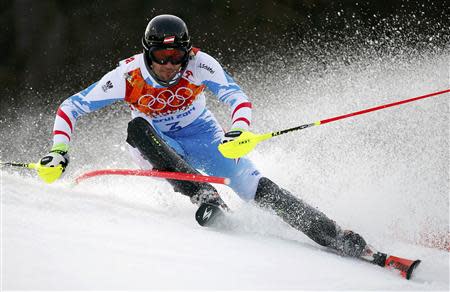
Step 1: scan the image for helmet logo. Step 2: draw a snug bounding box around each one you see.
[163,36,176,44]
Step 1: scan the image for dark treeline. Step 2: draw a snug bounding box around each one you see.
[0,0,448,111]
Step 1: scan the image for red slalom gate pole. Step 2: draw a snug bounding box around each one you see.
[74,169,230,185]
[319,88,450,125]
[271,88,450,137]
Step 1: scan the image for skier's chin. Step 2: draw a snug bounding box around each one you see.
[158,71,177,81]
[152,62,182,82]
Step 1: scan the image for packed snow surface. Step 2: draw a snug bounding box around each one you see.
[1,172,449,290]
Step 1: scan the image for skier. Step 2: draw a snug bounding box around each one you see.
[39,14,419,278]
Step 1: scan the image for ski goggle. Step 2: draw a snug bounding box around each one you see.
[149,47,188,65]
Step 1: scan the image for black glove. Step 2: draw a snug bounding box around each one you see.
[37,146,69,183]
[221,129,243,144]
[39,150,69,171]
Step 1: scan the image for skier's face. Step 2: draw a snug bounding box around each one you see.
[151,61,182,82]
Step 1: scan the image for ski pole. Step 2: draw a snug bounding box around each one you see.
[218,88,450,159]
[0,162,37,169]
[1,161,64,184]
[74,168,230,185]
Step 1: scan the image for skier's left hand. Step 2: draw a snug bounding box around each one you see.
[221,129,243,144]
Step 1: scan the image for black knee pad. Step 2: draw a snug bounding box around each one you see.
[126,117,217,198]
[127,117,191,173]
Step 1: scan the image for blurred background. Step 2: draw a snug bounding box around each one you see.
[1,0,448,109]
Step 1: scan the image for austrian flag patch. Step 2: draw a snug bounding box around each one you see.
[163,36,176,44]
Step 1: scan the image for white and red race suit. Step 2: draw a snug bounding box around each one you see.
[52,49,261,200]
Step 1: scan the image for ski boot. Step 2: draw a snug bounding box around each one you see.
[191,189,229,226]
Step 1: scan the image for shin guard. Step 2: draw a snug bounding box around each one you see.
[254,177,366,257]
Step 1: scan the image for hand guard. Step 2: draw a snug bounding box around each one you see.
[38,144,69,183]
[39,151,69,170]
[221,129,243,144]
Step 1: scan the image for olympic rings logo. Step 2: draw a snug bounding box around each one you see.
[137,87,194,111]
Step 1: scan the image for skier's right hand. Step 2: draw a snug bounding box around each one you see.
[40,151,69,169]
[38,144,69,183]
[221,128,244,144]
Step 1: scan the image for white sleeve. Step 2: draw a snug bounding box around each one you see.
[52,65,126,146]
[197,53,252,130]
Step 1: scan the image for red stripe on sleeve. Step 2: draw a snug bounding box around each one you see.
[232,117,250,126]
[57,108,73,132]
[231,102,252,119]
[53,130,71,141]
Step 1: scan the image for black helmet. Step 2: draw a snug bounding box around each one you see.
[142,14,191,51]
[142,15,192,86]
